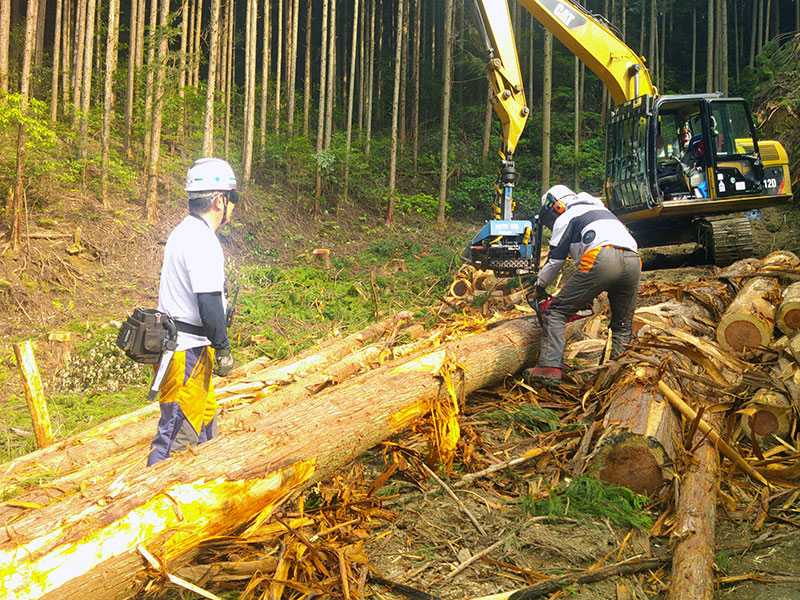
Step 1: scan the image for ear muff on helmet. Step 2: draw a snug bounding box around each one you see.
[540,192,566,229]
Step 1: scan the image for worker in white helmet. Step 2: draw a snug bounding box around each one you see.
[524,185,640,387]
[148,158,238,466]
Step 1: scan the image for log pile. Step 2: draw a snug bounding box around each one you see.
[3,251,800,600]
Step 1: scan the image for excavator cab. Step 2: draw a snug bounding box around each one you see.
[605,94,793,264]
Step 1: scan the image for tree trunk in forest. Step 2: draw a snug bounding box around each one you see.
[123,0,139,156]
[386,0,404,226]
[260,0,271,153]
[71,0,88,123]
[145,0,170,221]
[749,0,757,67]
[412,0,421,170]
[765,0,772,42]
[364,0,375,159]
[79,0,97,164]
[188,0,196,86]
[303,0,312,137]
[437,0,453,229]
[201,0,222,157]
[287,0,300,131]
[528,12,534,107]
[273,0,283,133]
[541,30,552,192]
[638,0,644,58]
[10,0,38,251]
[224,0,234,157]
[61,0,72,114]
[34,0,45,67]
[0,317,544,600]
[585,364,680,495]
[314,0,329,203]
[573,56,579,190]
[721,0,729,95]
[177,0,189,140]
[398,0,409,146]
[691,5,696,92]
[101,0,120,208]
[481,83,492,163]
[667,412,723,600]
[243,1,252,171]
[706,0,714,92]
[0,0,9,94]
[49,0,64,120]
[193,0,203,86]
[324,0,336,150]
[243,0,257,180]
[343,0,360,206]
[143,0,158,163]
[648,0,656,86]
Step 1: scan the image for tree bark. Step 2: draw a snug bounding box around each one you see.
[481,82,492,163]
[303,0,312,137]
[286,0,300,131]
[411,0,421,170]
[61,0,72,113]
[143,0,158,162]
[193,0,203,86]
[201,0,222,157]
[34,0,45,67]
[324,0,336,150]
[10,0,38,251]
[585,364,680,495]
[691,4,696,92]
[386,0,405,226]
[0,317,544,600]
[242,0,257,180]
[541,31,552,192]
[437,0,454,228]
[314,0,329,203]
[776,281,800,335]
[224,0,234,156]
[79,0,97,164]
[71,0,88,123]
[273,0,283,133]
[0,0,10,94]
[101,0,120,208]
[178,0,189,140]
[145,0,170,221]
[364,0,375,159]
[260,0,271,153]
[573,56,580,190]
[706,0,714,92]
[343,0,360,205]
[49,0,64,120]
[122,0,139,156]
[667,413,723,600]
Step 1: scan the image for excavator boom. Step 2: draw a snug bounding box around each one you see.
[518,0,655,105]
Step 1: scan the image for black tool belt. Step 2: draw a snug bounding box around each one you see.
[116,308,177,364]
[175,320,206,337]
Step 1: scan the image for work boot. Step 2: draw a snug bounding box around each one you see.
[522,366,562,387]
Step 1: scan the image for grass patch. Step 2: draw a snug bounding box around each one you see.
[483,404,562,432]
[522,476,653,530]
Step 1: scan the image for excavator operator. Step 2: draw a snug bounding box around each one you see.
[523,185,641,387]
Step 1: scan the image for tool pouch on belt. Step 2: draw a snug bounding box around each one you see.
[115,307,176,364]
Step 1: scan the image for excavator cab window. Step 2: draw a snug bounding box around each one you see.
[706,99,764,198]
[605,96,656,214]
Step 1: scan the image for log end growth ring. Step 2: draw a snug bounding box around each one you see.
[751,409,779,437]
[717,314,769,352]
[777,306,800,335]
[587,433,669,496]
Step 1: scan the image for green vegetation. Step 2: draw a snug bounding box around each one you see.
[522,476,653,530]
[482,404,562,433]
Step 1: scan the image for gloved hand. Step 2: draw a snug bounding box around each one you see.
[526,284,550,310]
[214,348,234,377]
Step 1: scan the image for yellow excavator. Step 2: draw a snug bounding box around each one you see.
[467,0,793,272]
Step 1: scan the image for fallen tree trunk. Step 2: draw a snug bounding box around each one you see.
[716,275,780,352]
[0,315,543,600]
[776,281,800,336]
[0,312,412,496]
[667,411,724,600]
[585,364,680,495]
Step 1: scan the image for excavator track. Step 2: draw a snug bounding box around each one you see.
[701,214,755,266]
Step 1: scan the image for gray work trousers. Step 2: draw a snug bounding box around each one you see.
[539,247,641,368]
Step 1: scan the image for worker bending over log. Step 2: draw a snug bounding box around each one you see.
[524,185,640,387]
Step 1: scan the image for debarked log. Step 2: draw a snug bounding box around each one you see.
[0,316,544,600]
[0,312,413,497]
[716,275,780,352]
[584,364,680,495]
[776,281,800,336]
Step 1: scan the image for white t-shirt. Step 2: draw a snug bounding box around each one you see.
[158,215,227,350]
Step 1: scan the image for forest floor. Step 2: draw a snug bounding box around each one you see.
[1,167,800,599]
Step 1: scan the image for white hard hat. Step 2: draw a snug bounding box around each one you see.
[542,184,575,205]
[185,158,238,193]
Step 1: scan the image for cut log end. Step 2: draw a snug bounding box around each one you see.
[587,434,669,495]
[718,314,770,352]
[751,409,779,437]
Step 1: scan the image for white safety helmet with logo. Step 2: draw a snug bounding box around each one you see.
[539,185,576,230]
[185,158,238,196]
